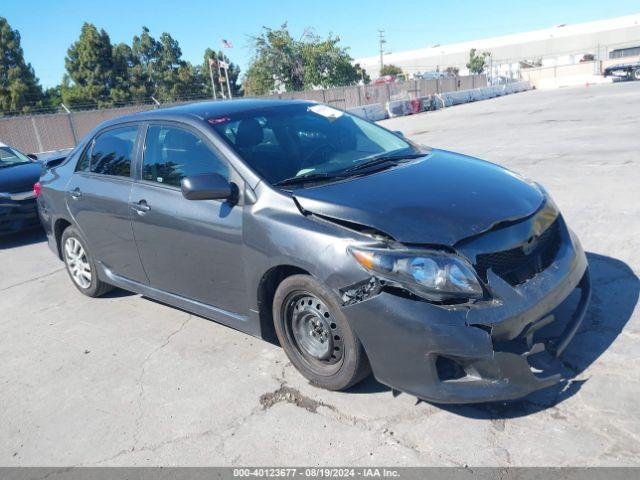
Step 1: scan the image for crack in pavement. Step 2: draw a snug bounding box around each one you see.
[91,428,219,465]
[0,268,65,292]
[131,314,192,447]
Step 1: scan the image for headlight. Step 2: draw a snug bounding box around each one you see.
[348,246,483,302]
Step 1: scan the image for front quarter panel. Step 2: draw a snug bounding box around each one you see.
[243,183,374,313]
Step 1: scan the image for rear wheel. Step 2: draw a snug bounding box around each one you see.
[273,275,371,390]
[61,226,113,297]
[633,68,640,81]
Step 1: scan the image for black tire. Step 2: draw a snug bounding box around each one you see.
[61,226,113,297]
[634,68,640,81]
[273,274,371,390]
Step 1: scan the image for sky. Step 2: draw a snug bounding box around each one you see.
[4,0,640,88]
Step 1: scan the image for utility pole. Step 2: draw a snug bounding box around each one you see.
[378,29,386,75]
[208,58,218,100]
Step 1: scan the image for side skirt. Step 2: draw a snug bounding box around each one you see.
[97,262,261,337]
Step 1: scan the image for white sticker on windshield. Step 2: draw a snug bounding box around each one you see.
[308,104,344,120]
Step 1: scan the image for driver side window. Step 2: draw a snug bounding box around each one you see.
[142,125,228,187]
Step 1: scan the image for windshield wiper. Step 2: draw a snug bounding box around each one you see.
[343,153,425,174]
[273,172,345,187]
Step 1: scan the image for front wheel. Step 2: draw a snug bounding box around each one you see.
[61,226,113,297]
[273,275,371,390]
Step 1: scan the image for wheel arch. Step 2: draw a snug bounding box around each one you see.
[53,217,73,260]
[257,264,310,345]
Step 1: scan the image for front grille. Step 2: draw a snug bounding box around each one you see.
[475,219,561,286]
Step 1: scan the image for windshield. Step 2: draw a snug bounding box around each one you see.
[208,103,420,186]
[0,146,32,168]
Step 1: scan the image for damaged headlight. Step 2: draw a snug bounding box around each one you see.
[348,246,483,302]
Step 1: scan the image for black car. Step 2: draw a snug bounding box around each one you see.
[0,143,43,235]
[38,100,590,403]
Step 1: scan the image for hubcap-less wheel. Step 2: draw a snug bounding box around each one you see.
[64,237,92,289]
[284,293,344,374]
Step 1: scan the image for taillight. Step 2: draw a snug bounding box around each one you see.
[34,182,41,198]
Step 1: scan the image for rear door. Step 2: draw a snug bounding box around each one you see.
[66,124,148,284]
[130,122,246,314]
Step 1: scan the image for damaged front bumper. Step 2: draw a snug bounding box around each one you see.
[343,224,590,404]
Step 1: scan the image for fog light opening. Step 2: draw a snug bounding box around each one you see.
[436,356,467,381]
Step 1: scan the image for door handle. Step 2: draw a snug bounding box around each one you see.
[131,200,151,215]
[69,187,82,199]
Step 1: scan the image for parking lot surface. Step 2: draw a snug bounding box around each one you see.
[1,82,639,466]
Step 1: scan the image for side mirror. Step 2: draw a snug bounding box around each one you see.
[393,130,405,138]
[180,173,234,201]
[27,153,38,160]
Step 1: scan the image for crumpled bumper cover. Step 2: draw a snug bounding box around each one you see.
[343,226,590,404]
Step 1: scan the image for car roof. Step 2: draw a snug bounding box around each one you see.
[107,98,316,127]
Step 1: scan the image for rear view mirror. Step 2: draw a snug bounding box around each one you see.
[393,130,405,137]
[27,153,38,160]
[181,173,234,201]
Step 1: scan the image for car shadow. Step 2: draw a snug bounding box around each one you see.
[0,228,46,249]
[433,252,638,418]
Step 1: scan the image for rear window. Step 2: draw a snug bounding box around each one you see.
[77,126,138,178]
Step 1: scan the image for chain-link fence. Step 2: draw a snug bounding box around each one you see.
[0,75,486,154]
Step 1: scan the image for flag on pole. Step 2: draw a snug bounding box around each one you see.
[221,39,233,48]
[208,57,216,66]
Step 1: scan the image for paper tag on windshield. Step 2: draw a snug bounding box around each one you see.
[308,104,344,120]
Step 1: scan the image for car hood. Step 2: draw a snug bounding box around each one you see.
[0,161,41,194]
[292,149,545,245]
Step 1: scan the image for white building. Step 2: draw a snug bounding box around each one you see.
[355,13,640,79]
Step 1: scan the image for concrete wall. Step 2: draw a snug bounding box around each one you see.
[521,55,640,88]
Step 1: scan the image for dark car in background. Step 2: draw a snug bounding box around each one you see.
[0,142,42,235]
[37,100,590,403]
[603,61,640,80]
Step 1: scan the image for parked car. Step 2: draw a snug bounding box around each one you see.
[372,75,397,85]
[38,100,590,403]
[0,142,43,235]
[603,61,640,80]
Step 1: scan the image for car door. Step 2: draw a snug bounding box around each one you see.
[130,122,246,314]
[65,124,148,284]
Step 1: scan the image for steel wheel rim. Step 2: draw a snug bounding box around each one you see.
[283,291,344,375]
[64,237,92,289]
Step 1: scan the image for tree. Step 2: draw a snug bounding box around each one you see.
[379,64,403,76]
[466,48,490,75]
[129,28,205,103]
[243,23,363,95]
[43,85,62,109]
[0,17,45,114]
[110,43,136,104]
[201,48,241,98]
[444,66,459,76]
[354,63,370,84]
[131,26,158,98]
[64,23,114,108]
[243,56,274,96]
